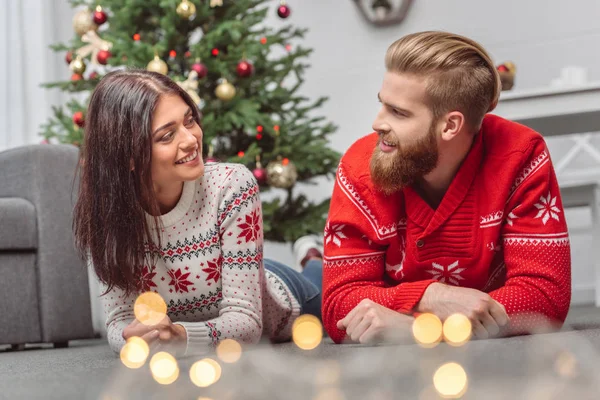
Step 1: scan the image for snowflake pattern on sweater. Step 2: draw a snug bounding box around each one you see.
[101,163,300,354]
[322,115,571,343]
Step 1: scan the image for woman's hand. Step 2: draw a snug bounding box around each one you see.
[123,315,187,352]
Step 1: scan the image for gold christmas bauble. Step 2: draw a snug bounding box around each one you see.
[266,158,298,189]
[176,0,196,19]
[215,80,236,101]
[69,56,87,75]
[146,55,168,75]
[72,9,98,37]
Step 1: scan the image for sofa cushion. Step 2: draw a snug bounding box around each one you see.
[0,197,37,249]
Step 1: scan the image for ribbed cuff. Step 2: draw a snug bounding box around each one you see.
[392,279,437,313]
[176,321,211,356]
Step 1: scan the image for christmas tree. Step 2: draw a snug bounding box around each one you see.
[42,0,340,242]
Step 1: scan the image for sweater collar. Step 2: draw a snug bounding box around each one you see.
[145,179,197,228]
[404,131,483,234]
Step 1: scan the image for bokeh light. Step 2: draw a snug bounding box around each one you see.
[190,358,222,388]
[433,362,468,399]
[315,360,341,386]
[554,351,578,378]
[292,314,323,350]
[134,292,167,326]
[216,339,242,364]
[150,352,179,385]
[313,387,345,400]
[443,313,472,346]
[412,313,443,347]
[119,336,149,369]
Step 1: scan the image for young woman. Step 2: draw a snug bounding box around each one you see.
[73,69,323,355]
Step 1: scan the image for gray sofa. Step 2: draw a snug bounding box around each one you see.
[0,144,94,348]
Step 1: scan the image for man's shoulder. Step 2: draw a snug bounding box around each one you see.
[482,114,546,159]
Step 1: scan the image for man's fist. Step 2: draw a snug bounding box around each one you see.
[417,283,509,339]
[337,299,414,344]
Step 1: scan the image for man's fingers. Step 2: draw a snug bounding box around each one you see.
[489,300,509,327]
[349,315,372,343]
[479,312,500,337]
[471,319,489,339]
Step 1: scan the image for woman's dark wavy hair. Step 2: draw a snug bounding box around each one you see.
[73,69,202,295]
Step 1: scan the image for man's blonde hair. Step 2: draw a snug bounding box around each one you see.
[385,31,501,131]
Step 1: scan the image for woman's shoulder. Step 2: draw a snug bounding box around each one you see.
[202,162,255,185]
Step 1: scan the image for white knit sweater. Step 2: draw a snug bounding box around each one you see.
[101,163,300,354]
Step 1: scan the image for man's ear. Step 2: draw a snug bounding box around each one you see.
[440,111,465,141]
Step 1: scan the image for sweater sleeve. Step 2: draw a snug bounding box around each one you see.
[322,162,436,343]
[177,165,264,353]
[101,283,136,354]
[489,139,571,334]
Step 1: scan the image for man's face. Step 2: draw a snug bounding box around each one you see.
[370,72,439,194]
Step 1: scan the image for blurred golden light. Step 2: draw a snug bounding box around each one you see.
[292,314,323,350]
[119,336,149,369]
[555,351,578,378]
[313,387,345,400]
[134,292,167,326]
[190,358,222,388]
[412,313,443,347]
[433,362,468,399]
[443,313,472,346]
[150,351,179,385]
[315,360,341,386]
[197,398,214,400]
[216,339,242,363]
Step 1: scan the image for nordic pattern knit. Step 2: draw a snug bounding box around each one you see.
[322,114,571,343]
[101,163,300,354]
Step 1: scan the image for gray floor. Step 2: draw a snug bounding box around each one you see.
[2,305,600,399]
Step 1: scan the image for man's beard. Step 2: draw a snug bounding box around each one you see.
[370,124,439,195]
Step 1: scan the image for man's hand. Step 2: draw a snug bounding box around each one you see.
[336,299,414,344]
[123,315,187,350]
[417,283,509,339]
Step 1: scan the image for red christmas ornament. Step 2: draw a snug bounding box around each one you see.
[253,167,268,185]
[89,71,99,80]
[497,64,509,72]
[256,133,263,140]
[237,151,245,158]
[66,51,73,64]
[73,111,85,127]
[192,62,208,79]
[97,50,111,65]
[277,3,291,18]
[133,33,141,41]
[260,37,267,45]
[93,8,108,25]
[285,44,292,52]
[169,50,177,58]
[256,125,264,133]
[185,51,191,58]
[282,158,290,166]
[236,60,254,78]
[211,48,219,57]
[71,73,83,81]
[273,125,280,132]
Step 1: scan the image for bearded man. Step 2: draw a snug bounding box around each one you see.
[320,31,571,344]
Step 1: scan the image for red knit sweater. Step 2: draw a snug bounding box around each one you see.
[322,114,571,343]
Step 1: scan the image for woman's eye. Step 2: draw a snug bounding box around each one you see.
[185,118,195,127]
[161,132,174,142]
